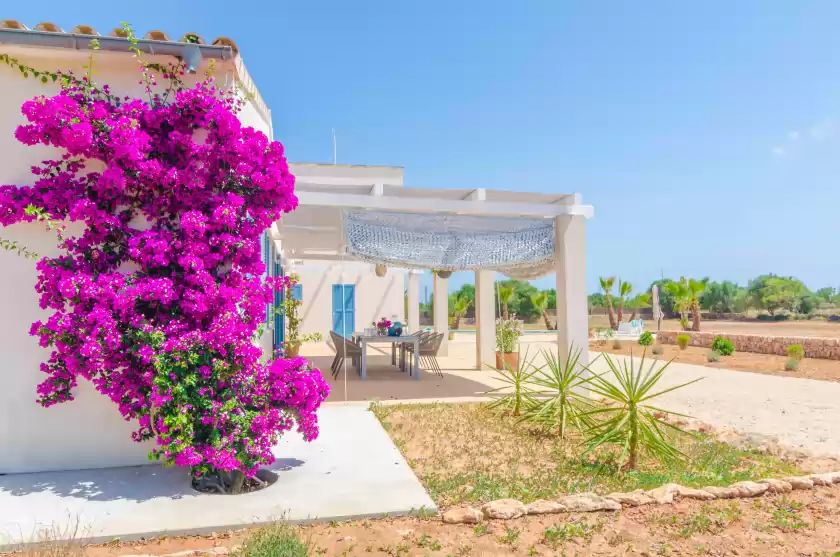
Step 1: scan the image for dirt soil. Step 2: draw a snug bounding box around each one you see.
[78,486,840,556]
[592,342,840,383]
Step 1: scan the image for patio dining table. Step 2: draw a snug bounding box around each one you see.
[352,332,421,381]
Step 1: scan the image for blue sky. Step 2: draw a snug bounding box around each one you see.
[10,1,840,298]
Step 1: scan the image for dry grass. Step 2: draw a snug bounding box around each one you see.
[371,403,799,507]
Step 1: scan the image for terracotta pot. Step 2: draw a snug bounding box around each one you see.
[495,351,519,370]
[286,342,301,357]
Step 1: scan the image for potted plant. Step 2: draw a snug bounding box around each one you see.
[279,274,323,357]
[375,317,392,336]
[495,315,523,370]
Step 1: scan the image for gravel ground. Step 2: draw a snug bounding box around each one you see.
[590,352,840,457]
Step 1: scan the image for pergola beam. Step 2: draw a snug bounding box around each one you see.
[295,190,594,218]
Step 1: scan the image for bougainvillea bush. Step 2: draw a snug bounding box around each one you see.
[0,49,329,492]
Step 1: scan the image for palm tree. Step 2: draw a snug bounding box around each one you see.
[616,279,633,324]
[599,276,617,330]
[626,292,651,322]
[497,284,515,319]
[664,277,709,331]
[688,278,709,331]
[449,293,472,330]
[663,278,692,330]
[530,291,554,330]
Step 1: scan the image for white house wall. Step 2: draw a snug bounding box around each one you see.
[0,48,273,474]
[291,261,406,339]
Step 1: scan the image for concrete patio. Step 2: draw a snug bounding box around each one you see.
[0,405,435,549]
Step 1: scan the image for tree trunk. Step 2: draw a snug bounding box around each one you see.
[616,299,624,325]
[605,295,617,330]
[542,310,554,331]
[503,303,509,320]
[691,299,701,331]
[629,308,637,322]
[627,409,639,470]
[229,470,246,494]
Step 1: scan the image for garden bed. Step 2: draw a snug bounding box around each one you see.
[78,489,840,557]
[371,403,799,507]
[592,342,840,383]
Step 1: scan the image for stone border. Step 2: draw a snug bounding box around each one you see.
[441,472,840,524]
[656,330,840,360]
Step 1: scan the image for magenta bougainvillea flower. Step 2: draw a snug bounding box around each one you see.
[0,65,329,484]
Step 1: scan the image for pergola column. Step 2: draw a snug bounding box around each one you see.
[554,213,589,368]
[433,272,449,356]
[474,270,496,370]
[407,270,421,334]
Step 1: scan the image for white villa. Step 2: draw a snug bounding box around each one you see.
[0,21,593,475]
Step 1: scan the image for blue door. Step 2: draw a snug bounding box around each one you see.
[332,284,355,338]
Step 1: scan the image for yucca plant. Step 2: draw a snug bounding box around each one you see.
[483,347,538,416]
[522,346,595,438]
[582,351,701,469]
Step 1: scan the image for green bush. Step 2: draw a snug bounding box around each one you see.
[784,358,800,372]
[638,331,654,346]
[676,334,691,350]
[707,350,721,363]
[711,336,735,356]
[238,524,311,557]
[652,344,664,356]
[787,344,805,360]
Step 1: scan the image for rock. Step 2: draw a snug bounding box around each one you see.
[647,483,680,504]
[809,473,835,486]
[525,499,566,515]
[482,499,527,520]
[675,485,717,500]
[442,507,483,524]
[558,492,621,512]
[729,481,768,498]
[758,479,792,494]
[703,486,741,499]
[783,476,815,490]
[605,490,656,507]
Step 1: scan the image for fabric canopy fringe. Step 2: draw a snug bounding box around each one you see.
[343,209,556,279]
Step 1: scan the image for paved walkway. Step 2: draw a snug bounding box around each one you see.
[0,405,435,548]
[591,354,840,457]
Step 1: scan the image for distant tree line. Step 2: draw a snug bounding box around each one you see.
[589,274,840,330]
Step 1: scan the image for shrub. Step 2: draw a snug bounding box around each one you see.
[652,344,664,356]
[676,334,691,350]
[0,32,331,492]
[787,344,805,360]
[238,524,311,557]
[707,350,721,363]
[711,336,735,356]
[638,331,654,346]
[612,339,623,349]
[485,347,538,416]
[584,353,701,469]
[524,345,592,438]
[785,358,800,372]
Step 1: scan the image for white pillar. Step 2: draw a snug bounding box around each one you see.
[433,273,449,357]
[475,270,496,370]
[555,214,589,367]
[407,270,420,334]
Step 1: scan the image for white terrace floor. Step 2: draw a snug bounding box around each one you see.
[0,405,434,548]
[3,336,840,547]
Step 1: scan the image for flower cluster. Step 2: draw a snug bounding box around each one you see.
[496,315,524,353]
[375,317,392,329]
[0,66,329,480]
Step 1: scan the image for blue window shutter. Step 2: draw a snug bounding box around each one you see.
[292,284,302,301]
[332,285,344,337]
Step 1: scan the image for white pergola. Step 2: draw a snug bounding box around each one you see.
[271,178,595,370]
